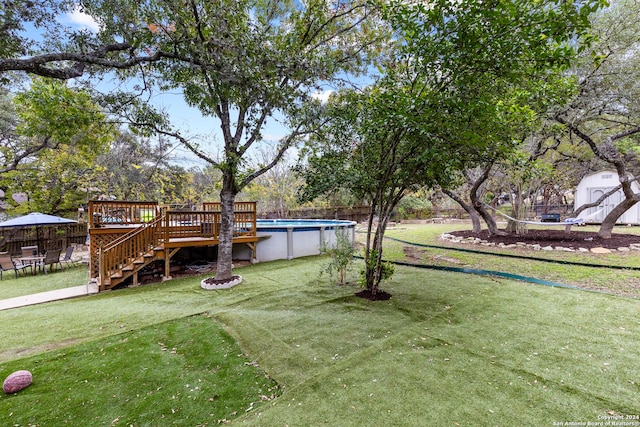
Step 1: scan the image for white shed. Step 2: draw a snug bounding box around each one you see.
[574,170,640,224]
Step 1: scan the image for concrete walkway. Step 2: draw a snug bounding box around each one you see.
[0,282,99,311]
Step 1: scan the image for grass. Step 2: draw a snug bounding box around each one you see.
[380,222,640,297]
[1,315,278,426]
[0,224,639,425]
[0,265,88,300]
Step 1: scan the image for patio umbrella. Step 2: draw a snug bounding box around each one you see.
[0,212,77,253]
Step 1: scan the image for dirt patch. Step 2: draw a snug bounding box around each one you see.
[403,246,462,264]
[355,289,392,301]
[403,246,427,263]
[448,229,640,250]
[137,260,252,286]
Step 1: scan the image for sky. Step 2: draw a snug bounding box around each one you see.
[61,7,335,169]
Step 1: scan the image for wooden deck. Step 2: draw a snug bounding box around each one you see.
[88,201,258,291]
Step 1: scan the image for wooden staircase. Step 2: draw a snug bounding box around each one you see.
[93,202,259,291]
[102,247,162,290]
[98,216,164,291]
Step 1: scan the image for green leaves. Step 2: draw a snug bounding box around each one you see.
[1,78,113,214]
[386,0,603,87]
[15,78,114,151]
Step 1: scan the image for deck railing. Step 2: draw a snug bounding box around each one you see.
[203,201,256,213]
[99,215,163,285]
[89,200,160,228]
[202,202,257,236]
[164,211,221,240]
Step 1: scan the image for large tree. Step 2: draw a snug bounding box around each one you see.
[1,0,382,282]
[554,0,640,238]
[94,0,381,282]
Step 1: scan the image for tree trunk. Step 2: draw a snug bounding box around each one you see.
[598,198,639,238]
[363,204,377,292]
[470,193,507,236]
[598,172,640,238]
[363,195,398,295]
[465,163,508,236]
[506,187,527,235]
[442,189,482,233]
[215,189,236,281]
[566,184,622,232]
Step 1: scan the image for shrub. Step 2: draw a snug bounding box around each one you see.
[319,229,355,285]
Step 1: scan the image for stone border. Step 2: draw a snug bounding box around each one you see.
[440,233,640,254]
[200,275,243,290]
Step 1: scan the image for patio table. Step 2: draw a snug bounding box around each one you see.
[18,255,45,275]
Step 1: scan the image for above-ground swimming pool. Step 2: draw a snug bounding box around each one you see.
[234,219,357,262]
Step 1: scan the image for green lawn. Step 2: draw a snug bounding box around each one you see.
[380,222,640,298]
[0,264,88,300]
[0,244,639,426]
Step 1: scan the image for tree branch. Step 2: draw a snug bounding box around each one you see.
[0,43,168,79]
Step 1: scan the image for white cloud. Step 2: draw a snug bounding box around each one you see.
[64,6,101,33]
[311,89,334,103]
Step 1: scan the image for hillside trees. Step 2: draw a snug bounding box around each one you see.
[243,149,301,217]
[95,132,195,203]
[0,80,200,214]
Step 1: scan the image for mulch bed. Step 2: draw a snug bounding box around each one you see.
[355,289,392,301]
[448,229,640,250]
[201,275,241,286]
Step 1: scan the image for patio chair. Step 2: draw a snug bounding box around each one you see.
[38,249,62,275]
[61,246,77,269]
[0,252,33,279]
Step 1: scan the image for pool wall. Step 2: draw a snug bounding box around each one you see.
[233,219,357,262]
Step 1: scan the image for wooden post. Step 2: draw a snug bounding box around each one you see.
[164,253,171,281]
[98,243,104,291]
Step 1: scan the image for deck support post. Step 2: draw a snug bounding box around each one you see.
[246,242,257,263]
[164,252,171,281]
[163,248,181,281]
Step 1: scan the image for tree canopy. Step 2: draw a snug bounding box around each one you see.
[0,78,113,214]
[299,0,604,293]
[554,0,640,237]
